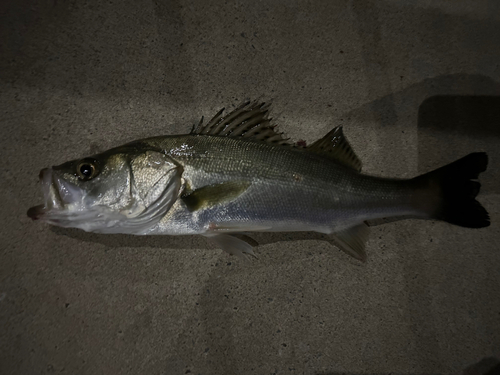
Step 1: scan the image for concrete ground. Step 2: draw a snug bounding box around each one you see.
[1,0,500,374]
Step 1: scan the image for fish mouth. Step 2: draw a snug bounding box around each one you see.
[27,168,83,221]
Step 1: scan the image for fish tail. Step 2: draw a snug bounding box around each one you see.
[412,152,490,228]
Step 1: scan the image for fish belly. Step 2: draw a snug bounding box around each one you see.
[152,172,419,235]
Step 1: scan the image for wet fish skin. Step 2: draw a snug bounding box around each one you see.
[27,101,489,261]
[145,134,419,234]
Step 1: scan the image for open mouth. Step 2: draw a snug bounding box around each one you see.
[26,168,125,231]
[27,168,83,220]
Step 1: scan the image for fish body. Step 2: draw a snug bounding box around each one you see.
[28,102,490,260]
[146,134,416,235]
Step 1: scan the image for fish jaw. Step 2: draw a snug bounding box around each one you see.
[27,168,84,220]
[27,167,125,230]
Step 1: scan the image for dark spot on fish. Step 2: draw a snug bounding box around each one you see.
[296,140,307,147]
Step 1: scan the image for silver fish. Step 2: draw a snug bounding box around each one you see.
[27,101,490,261]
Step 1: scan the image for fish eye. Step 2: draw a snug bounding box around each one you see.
[76,161,97,181]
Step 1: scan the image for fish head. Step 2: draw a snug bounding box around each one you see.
[27,145,183,234]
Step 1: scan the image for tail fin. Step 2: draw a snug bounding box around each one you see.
[412,152,490,228]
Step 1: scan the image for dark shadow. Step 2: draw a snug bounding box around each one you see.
[50,225,341,253]
[50,226,207,250]
[346,74,500,195]
[417,95,500,194]
[348,0,500,133]
[419,96,500,138]
[315,356,500,375]
[472,358,500,375]
[316,374,436,375]
[346,74,500,127]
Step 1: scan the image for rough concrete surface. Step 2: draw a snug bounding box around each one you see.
[1,0,500,374]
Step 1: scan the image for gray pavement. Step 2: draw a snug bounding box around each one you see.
[1,1,499,374]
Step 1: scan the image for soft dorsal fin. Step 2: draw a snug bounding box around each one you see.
[308,126,362,172]
[191,101,291,146]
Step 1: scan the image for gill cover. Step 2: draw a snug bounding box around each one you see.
[89,151,182,234]
[95,150,183,234]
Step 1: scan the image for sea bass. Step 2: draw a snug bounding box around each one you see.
[27,101,490,261]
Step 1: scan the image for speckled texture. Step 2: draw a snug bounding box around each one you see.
[1,1,500,374]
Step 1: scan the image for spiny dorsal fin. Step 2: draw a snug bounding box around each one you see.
[308,126,362,172]
[191,101,291,146]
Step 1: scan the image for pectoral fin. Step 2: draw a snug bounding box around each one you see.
[203,233,257,260]
[181,181,251,212]
[331,223,370,262]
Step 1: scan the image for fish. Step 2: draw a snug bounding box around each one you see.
[27,101,490,261]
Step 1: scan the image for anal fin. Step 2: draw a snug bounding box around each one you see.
[330,223,370,262]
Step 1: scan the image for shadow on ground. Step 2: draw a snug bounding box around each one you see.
[316,357,500,375]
